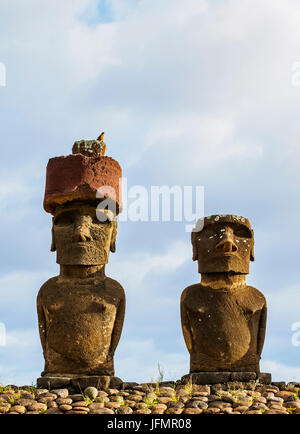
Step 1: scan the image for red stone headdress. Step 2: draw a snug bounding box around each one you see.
[43,137,122,215]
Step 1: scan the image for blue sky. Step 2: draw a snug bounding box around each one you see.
[1,0,300,385]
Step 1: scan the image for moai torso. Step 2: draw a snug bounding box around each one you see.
[181,283,266,373]
[181,215,267,374]
[38,275,125,376]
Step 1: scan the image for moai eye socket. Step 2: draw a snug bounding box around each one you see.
[232,225,252,239]
[54,211,76,226]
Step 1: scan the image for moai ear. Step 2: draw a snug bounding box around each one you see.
[50,219,56,252]
[191,231,198,261]
[250,230,255,262]
[110,220,117,253]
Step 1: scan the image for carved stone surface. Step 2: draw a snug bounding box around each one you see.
[181,371,271,385]
[43,154,122,215]
[181,215,268,375]
[72,139,106,158]
[37,140,125,381]
[36,375,123,390]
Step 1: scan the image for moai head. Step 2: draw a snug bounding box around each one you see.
[191,215,254,274]
[43,138,122,265]
[51,203,117,266]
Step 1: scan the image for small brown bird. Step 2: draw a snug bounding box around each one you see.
[97,132,105,142]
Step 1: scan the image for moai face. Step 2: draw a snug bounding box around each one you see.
[192,215,254,274]
[51,202,117,266]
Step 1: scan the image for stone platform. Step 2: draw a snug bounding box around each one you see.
[181,372,272,385]
[37,375,123,390]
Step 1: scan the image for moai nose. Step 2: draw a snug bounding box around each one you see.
[215,229,237,253]
[73,221,92,242]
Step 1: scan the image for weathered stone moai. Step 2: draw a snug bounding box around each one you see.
[181,215,271,385]
[37,135,125,389]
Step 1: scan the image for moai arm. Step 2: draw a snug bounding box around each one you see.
[257,303,267,358]
[37,292,47,354]
[109,292,126,358]
[180,296,193,354]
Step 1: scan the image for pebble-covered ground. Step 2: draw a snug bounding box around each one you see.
[0,381,300,414]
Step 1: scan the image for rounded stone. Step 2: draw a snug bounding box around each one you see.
[284,401,300,409]
[56,398,73,406]
[45,408,64,414]
[134,409,152,414]
[183,408,203,414]
[10,405,26,414]
[89,403,105,410]
[126,394,143,402]
[59,405,73,411]
[267,396,284,403]
[51,389,69,398]
[66,410,89,414]
[71,407,90,413]
[84,387,98,400]
[116,406,133,414]
[105,402,122,409]
[72,401,88,408]
[203,408,221,414]
[167,408,183,414]
[38,393,58,403]
[69,394,83,402]
[28,403,47,412]
[89,408,114,414]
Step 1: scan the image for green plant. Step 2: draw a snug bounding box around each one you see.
[116,395,124,405]
[250,393,259,404]
[39,402,48,414]
[148,363,165,396]
[0,385,13,394]
[143,396,155,409]
[23,383,39,393]
[154,363,165,394]
[170,392,180,402]
[8,389,21,405]
[183,375,193,399]
[77,383,96,406]
[157,363,164,383]
[83,395,95,406]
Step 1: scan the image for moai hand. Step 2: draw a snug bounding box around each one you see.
[181,215,270,384]
[37,140,125,389]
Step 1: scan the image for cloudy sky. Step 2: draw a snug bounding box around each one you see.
[1,0,300,386]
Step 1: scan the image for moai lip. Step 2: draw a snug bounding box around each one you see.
[37,137,125,385]
[181,214,270,382]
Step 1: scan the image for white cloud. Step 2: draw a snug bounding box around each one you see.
[115,338,189,383]
[0,271,53,310]
[0,156,46,221]
[139,114,263,172]
[110,240,190,289]
[0,327,42,386]
[267,284,300,325]
[261,360,300,383]
[6,329,40,351]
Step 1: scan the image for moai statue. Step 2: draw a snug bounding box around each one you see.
[181,215,271,385]
[37,136,125,389]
